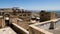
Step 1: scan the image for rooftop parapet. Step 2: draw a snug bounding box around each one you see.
[29,18,60,34]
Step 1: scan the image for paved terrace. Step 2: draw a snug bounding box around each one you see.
[0,23,29,34]
[29,18,60,34]
[0,27,16,34]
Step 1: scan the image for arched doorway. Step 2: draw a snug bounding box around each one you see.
[4,14,10,26]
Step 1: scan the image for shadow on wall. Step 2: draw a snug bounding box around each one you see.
[9,23,28,34]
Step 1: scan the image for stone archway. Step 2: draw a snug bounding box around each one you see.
[4,14,10,17]
[4,14,10,26]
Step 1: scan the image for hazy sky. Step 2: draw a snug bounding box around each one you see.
[0,0,60,10]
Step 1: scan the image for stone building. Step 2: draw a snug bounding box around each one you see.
[0,7,32,28]
[40,10,57,22]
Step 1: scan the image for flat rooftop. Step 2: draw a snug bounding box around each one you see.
[0,27,17,34]
[36,20,60,34]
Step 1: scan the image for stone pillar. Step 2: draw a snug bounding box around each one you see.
[2,18,6,28]
[0,16,6,28]
[0,18,3,28]
[49,21,55,29]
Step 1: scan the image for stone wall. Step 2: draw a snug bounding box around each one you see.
[29,26,45,34]
[10,23,29,34]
